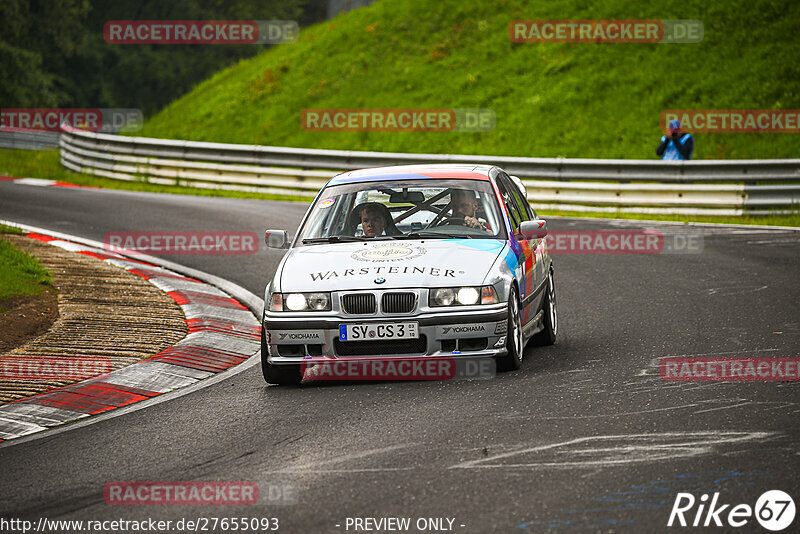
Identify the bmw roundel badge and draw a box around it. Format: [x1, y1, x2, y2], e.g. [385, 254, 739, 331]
[374, 277, 386, 284]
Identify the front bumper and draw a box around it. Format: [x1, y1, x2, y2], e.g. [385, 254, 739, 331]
[264, 305, 509, 364]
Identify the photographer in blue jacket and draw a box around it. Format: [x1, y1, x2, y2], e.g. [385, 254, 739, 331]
[657, 119, 694, 160]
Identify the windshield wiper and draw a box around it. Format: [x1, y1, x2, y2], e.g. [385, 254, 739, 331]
[302, 235, 399, 244]
[394, 231, 473, 240]
[302, 236, 369, 244]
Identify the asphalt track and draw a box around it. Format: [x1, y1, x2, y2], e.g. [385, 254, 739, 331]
[1, 182, 799, 533]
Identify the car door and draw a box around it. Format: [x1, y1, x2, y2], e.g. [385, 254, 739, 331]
[527, 205, 548, 294]
[495, 172, 538, 328]
[507, 176, 548, 300]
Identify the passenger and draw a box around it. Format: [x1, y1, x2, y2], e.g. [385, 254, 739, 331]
[349, 202, 401, 236]
[450, 190, 488, 231]
[359, 204, 387, 237]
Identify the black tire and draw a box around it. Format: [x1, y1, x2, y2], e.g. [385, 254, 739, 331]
[531, 269, 557, 346]
[261, 327, 303, 385]
[496, 285, 524, 372]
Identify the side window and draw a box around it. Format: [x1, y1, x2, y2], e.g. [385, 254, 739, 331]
[494, 175, 521, 229]
[516, 178, 535, 220]
[499, 173, 531, 223]
[520, 190, 535, 220]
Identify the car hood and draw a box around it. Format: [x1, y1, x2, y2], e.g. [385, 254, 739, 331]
[280, 239, 506, 291]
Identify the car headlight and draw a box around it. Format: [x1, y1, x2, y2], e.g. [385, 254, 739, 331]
[270, 292, 331, 311]
[431, 288, 456, 306]
[429, 286, 498, 307]
[457, 287, 480, 305]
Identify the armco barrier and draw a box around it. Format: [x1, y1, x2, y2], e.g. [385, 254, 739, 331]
[58, 128, 800, 215]
[0, 131, 60, 150]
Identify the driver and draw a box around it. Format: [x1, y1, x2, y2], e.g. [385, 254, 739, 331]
[451, 189, 488, 231]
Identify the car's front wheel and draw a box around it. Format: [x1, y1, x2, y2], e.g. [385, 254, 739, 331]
[261, 327, 303, 385]
[531, 269, 557, 346]
[496, 285, 523, 371]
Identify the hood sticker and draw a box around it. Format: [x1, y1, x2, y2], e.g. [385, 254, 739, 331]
[350, 244, 427, 263]
[310, 265, 463, 281]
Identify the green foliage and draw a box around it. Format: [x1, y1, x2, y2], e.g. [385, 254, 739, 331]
[0, 224, 24, 235]
[0, 237, 52, 302]
[0, 0, 320, 116]
[0, 0, 91, 106]
[141, 0, 800, 159]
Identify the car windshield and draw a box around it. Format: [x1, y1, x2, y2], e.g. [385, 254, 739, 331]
[296, 179, 506, 244]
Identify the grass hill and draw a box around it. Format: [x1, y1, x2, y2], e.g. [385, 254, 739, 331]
[139, 0, 799, 159]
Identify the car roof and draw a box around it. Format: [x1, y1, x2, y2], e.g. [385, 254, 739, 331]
[328, 164, 494, 186]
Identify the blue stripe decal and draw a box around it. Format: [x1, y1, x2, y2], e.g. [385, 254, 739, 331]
[443, 239, 506, 254]
[329, 173, 441, 185]
[508, 239, 525, 294]
[503, 246, 519, 272]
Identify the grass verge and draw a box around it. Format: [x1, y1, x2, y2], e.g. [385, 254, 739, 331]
[139, 0, 800, 160]
[0, 227, 53, 308]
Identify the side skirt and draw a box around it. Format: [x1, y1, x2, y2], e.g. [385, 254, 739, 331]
[522, 309, 544, 340]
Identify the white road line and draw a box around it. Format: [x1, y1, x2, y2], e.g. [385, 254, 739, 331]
[448, 431, 776, 470]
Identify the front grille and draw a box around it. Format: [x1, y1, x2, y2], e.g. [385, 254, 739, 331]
[342, 293, 376, 314]
[335, 335, 427, 356]
[381, 292, 416, 313]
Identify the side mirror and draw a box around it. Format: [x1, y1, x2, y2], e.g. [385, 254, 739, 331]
[519, 219, 547, 240]
[265, 229, 289, 249]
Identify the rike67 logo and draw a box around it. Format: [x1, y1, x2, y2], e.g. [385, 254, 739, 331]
[668, 490, 795, 531]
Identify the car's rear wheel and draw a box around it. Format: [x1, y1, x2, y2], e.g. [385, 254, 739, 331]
[261, 327, 303, 385]
[496, 285, 523, 371]
[532, 269, 557, 346]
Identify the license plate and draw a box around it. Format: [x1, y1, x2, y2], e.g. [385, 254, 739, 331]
[339, 322, 419, 341]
